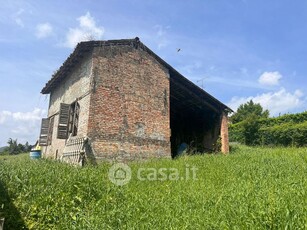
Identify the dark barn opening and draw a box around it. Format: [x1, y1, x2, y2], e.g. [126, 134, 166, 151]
[169, 71, 222, 157]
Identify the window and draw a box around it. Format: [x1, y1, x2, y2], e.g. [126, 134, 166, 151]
[69, 102, 80, 137]
[57, 102, 80, 139]
[39, 102, 80, 143]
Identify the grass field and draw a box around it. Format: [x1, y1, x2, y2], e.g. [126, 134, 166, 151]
[0, 145, 306, 229]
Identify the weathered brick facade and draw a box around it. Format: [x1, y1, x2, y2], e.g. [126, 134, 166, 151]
[88, 45, 171, 161]
[43, 53, 92, 158]
[40, 38, 231, 162]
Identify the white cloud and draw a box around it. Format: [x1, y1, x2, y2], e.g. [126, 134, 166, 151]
[0, 108, 46, 146]
[154, 25, 170, 49]
[0, 111, 11, 124]
[12, 108, 46, 121]
[180, 61, 203, 75]
[36, 23, 53, 39]
[64, 12, 104, 48]
[228, 88, 305, 116]
[15, 18, 24, 27]
[258, 71, 282, 86]
[12, 8, 25, 27]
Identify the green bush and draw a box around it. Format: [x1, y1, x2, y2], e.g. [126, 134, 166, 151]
[260, 122, 307, 147]
[229, 122, 245, 143]
[242, 115, 261, 145]
[259, 111, 307, 127]
[229, 111, 307, 147]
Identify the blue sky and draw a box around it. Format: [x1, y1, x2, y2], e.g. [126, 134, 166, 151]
[0, 0, 307, 146]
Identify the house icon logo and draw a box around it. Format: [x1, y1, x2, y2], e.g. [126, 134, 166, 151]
[108, 163, 132, 186]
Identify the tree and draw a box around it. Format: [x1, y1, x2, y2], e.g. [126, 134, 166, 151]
[7, 138, 18, 155]
[231, 100, 269, 124]
[5, 138, 31, 155]
[24, 142, 32, 152]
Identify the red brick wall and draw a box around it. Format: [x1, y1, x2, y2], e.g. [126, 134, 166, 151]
[221, 112, 229, 153]
[87, 45, 171, 161]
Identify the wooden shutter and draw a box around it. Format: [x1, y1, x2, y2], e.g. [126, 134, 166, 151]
[57, 103, 70, 139]
[39, 118, 50, 146]
[72, 102, 80, 136]
[47, 116, 54, 145]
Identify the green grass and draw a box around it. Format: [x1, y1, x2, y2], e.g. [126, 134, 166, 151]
[0, 145, 307, 229]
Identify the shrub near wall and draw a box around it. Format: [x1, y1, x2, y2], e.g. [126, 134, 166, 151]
[229, 122, 245, 143]
[229, 111, 307, 147]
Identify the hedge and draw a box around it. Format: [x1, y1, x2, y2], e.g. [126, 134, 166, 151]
[229, 111, 307, 147]
[259, 122, 307, 147]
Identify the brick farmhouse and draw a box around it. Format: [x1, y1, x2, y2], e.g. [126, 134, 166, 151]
[39, 38, 232, 163]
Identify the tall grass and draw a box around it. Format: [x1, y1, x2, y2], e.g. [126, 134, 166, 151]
[0, 145, 306, 229]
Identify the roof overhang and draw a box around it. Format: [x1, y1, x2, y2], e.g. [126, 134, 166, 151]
[41, 37, 232, 113]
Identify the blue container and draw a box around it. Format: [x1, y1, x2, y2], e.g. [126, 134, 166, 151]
[30, 150, 41, 159]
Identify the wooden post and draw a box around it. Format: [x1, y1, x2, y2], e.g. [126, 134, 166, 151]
[0, 217, 4, 230]
[221, 112, 229, 154]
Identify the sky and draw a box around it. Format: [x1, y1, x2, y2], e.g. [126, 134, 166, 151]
[0, 0, 307, 146]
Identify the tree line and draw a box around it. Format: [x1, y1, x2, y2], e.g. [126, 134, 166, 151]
[229, 100, 307, 147]
[0, 138, 33, 155]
